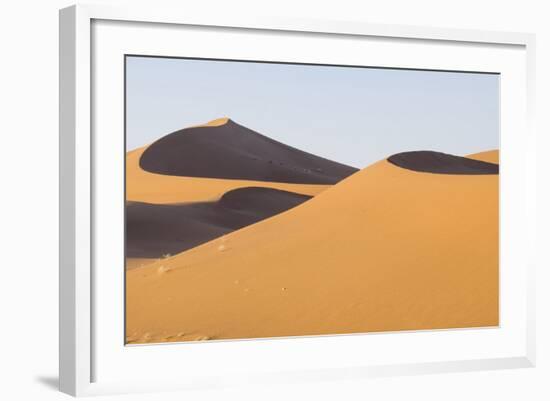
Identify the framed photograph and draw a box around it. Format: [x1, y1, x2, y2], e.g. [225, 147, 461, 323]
[59, 4, 536, 396]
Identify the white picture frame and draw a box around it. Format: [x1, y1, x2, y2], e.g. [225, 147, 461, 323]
[59, 4, 536, 397]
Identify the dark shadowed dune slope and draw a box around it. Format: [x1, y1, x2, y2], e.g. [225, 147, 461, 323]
[387, 151, 499, 175]
[139, 119, 358, 184]
[126, 187, 312, 259]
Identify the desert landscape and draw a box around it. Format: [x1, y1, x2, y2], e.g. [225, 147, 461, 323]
[125, 117, 499, 344]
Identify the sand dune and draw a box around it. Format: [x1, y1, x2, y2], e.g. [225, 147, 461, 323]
[126, 187, 311, 262]
[126, 153, 499, 344]
[388, 151, 499, 174]
[467, 149, 499, 164]
[139, 118, 358, 184]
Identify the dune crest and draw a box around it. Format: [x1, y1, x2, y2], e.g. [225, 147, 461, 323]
[193, 117, 230, 128]
[126, 158, 499, 343]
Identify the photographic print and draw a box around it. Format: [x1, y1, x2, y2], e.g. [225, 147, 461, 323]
[125, 56, 499, 344]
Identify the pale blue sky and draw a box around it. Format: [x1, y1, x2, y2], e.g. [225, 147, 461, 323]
[126, 56, 499, 168]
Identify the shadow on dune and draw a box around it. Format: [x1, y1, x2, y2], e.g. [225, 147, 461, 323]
[388, 151, 499, 174]
[126, 187, 312, 259]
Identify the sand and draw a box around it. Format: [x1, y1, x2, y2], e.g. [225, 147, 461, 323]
[192, 117, 230, 127]
[126, 258, 157, 270]
[467, 150, 500, 164]
[126, 155, 499, 344]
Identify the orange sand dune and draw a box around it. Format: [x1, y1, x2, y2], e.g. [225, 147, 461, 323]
[126, 156, 499, 343]
[467, 149, 499, 163]
[126, 146, 329, 204]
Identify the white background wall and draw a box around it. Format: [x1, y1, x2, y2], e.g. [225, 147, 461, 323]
[0, 0, 547, 399]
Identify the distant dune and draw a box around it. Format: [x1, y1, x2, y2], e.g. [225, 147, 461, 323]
[388, 151, 499, 174]
[139, 118, 358, 184]
[126, 152, 499, 344]
[126, 187, 311, 261]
